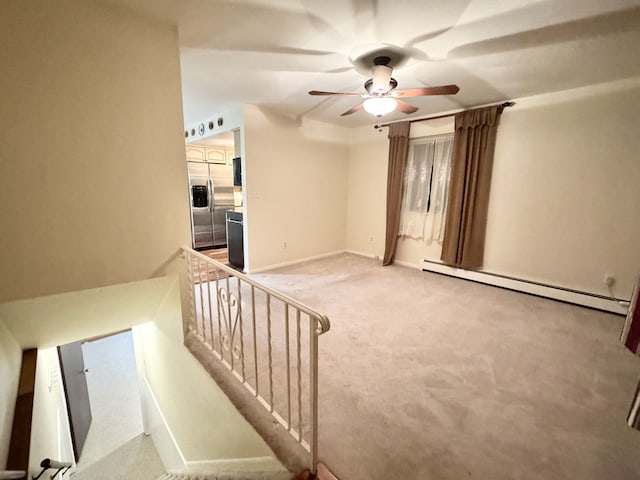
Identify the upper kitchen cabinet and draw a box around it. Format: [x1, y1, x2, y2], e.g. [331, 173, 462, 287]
[185, 144, 231, 164]
[186, 145, 206, 162]
[185, 129, 238, 166]
[205, 147, 227, 164]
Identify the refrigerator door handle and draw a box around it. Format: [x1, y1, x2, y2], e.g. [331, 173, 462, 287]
[208, 178, 214, 212]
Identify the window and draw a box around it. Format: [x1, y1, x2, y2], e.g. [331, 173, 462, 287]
[399, 134, 454, 243]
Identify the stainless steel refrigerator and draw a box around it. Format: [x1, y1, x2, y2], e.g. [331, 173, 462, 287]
[187, 161, 234, 249]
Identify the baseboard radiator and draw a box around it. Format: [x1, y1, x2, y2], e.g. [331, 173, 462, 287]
[421, 259, 628, 314]
[179, 247, 331, 476]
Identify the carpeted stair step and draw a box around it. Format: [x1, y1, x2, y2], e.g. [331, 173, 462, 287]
[184, 332, 310, 474]
[155, 471, 294, 480]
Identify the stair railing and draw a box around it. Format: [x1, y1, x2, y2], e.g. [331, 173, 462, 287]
[180, 247, 330, 474]
[32, 459, 72, 479]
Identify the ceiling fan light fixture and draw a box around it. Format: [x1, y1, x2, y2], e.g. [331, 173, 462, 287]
[363, 97, 397, 117]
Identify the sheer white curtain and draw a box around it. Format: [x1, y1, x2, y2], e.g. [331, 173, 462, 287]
[399, 134, 454, 243]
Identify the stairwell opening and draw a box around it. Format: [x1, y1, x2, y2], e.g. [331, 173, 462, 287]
[64, 330, 163, 480]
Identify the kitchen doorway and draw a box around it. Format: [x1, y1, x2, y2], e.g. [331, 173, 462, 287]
[185, 127, 243, 267]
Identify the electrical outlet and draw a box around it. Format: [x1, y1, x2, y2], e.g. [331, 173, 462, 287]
[369, 235, 374, 243]
[604, 273, 615, 287]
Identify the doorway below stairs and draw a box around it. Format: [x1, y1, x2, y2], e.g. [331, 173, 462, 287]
[63, 330, 165, 479]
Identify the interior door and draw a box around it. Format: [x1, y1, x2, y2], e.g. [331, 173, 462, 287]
[58, 342, 92, 462]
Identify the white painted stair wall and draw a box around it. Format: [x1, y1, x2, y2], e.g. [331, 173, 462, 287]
[132, 276, 288, 478]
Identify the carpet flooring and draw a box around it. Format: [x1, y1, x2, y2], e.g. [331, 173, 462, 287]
[71, 434, 165, 480]
[243, 253, 640, 480]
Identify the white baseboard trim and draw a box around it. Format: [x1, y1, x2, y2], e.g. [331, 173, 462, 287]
[421, 260, 628, 315]
[393, 259, 420, 269]
[143, 378, 287, 477]
[249, 250, 346, 273]
[343, 250, 418, 270]
[141, 377, 188, 473]
[247, 249, 626, 314]
[185, 456, 286, 474]
[344, 249, 380, 260]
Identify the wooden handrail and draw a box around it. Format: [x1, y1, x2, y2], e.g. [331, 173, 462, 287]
[6, 349, 38, 475]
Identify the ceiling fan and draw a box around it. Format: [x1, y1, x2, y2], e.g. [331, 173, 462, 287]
[308, 56, 459, 118]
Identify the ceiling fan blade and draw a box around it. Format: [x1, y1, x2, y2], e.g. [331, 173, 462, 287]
[395, 99, 419, 114]
[340, 103, 364, 116]
[308, 90, 362, 96]
[393, 84, 460, 97]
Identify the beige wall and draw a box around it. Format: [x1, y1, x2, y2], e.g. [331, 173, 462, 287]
[131, 278, 279, 464]
[0, 0, 190, 303]
[345, 127, 387, 259]
[485, 78, 640, 298]
[346, 78, 640, 297]
[0, 320, 21, 469]
[243, 106, 350, 271]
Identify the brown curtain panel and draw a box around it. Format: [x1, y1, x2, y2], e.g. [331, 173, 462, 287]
[382, 121, 411, 266]
[441, 106, 502, 269]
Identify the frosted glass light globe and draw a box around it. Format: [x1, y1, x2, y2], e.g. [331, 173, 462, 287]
[363, 97, 397, 116]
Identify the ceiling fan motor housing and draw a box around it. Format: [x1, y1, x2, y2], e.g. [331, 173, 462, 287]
[369, 63, 394, 95]
[365, 76, 397, 95]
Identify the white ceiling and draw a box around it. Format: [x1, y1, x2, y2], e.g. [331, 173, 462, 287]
[104, 0, 640, 127]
